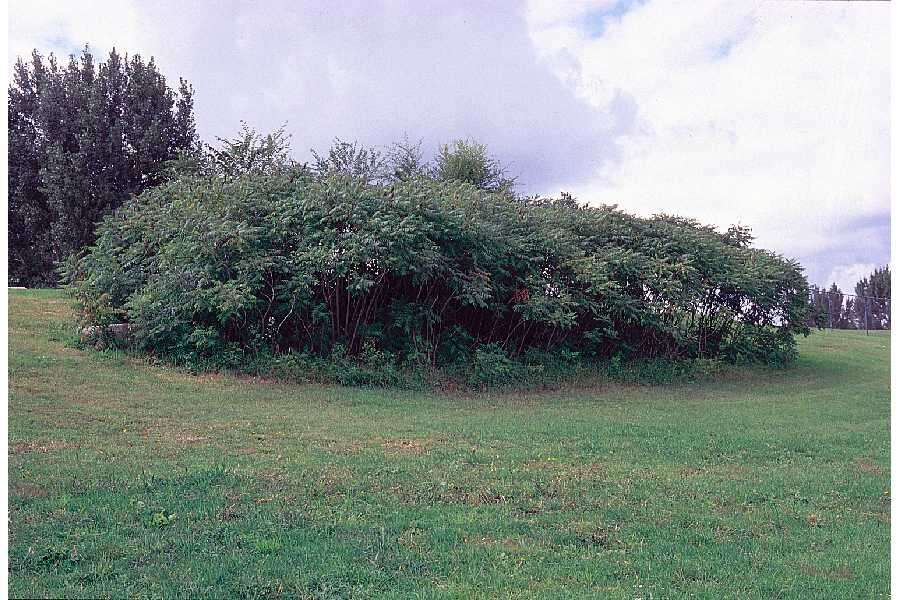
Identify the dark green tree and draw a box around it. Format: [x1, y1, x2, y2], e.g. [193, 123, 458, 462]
[841, 297, 857, 330]
[825, 284, 852, 329]
[807, 285, 829, 329]
[8, 52, 53, 285]
[854, 266, 891, 330]
[8, 46, 198, 285]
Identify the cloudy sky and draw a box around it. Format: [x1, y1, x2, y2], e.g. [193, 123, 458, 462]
[8, 0, 891, 291]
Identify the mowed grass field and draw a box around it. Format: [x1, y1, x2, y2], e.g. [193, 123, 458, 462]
[8, 289, 890, 599]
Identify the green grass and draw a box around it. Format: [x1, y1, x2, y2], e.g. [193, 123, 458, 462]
[8, 289, 890, 598]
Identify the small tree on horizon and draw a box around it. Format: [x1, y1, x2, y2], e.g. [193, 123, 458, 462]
[433, 139, 515, 193]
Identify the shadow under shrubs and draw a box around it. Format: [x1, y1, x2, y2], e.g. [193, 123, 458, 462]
[70, 328, 743, 391]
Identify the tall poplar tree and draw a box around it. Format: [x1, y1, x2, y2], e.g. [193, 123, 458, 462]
[8, 46, 198, 285]
[854, 266, 891, 330]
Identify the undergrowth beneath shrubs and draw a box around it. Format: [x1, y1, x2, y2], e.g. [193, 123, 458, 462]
[72, 327, 731, 391]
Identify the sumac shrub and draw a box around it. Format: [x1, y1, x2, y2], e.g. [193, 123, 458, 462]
[62, 138, 810, 386]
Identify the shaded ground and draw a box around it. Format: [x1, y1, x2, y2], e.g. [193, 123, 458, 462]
[8, 289, 890, 598]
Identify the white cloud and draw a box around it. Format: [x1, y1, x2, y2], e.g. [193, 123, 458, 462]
[8, 0, 889, 287]
[825, 263, 877, 296]
[525, 0, 890, 274]
[8, 0, 143, 64]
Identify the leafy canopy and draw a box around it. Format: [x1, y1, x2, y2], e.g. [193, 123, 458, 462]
[8, 46, 198, 286]
[63, 129, 811, 379]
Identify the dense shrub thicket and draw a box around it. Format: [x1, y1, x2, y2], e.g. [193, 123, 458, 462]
[63, 134, 810, 384]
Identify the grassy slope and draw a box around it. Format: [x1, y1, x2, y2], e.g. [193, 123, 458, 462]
[8, 289, 890, 599]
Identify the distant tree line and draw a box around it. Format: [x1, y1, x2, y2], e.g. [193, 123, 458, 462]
[8, 47, 198, 286]
[807, 266, 891, 330]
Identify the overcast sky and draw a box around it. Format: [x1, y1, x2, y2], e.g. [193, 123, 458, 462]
[8, 0, 891, 292]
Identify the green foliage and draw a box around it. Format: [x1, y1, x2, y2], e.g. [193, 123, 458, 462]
[62, 131, 810, 384]
[387, 135, 428, 182]
[434, 138, 515, 192]
[606, 355, 723, 385]
[149, 511, 178, 528]
[257, 345, 407, 388]
[46, 320, 80, 347]
[469, 343, 528, 388]
[204, 121, 293, 179]
[807, 265, 890, 331]
[311, 138, 388, 185]
[8, 46, 198, 286]
[855, 265, 891, 330]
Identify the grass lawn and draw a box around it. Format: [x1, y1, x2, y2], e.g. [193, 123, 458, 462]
[8, 289, 890, 598]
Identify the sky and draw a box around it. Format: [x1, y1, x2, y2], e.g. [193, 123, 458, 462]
[8, 0, 891, 292]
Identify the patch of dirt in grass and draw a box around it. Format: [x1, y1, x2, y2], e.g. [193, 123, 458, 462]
[220, 505, 242, 521]
[318, 466, 354, 496]
[434, 485, 508, 506]
[398, 527, 428, 551]
[220, 489, 244, 522]
[679, 467, 704, 477]
[10, 483, 49, 498]
[150, 370, 225, 386]
[855, 458, 883, 476]
[800, 565, 854, 580]
[381, 437, 444, 455]
[525, 459, 560, 471]
[142, 425, 210, 446]
[323, 439, 364, 455]
[9, 440, 79, 455]
[712, 524, 760, 542]
[174, 433, 209, 445]
[863, 510, 890, 524]
[257, 469, 288, 493]
[385, 480, 510, 507]
[712, 496, 756, 515]
[566, 520, 624, 549]
[571, 463, 606, 479]
[718, 465, 751, 479]
[58, 385, 123, 408]
[467, 488, 509, 506]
